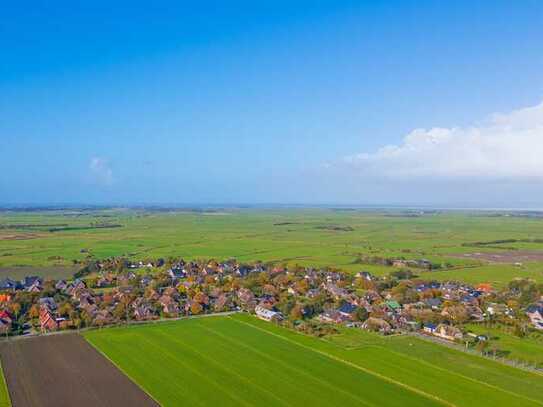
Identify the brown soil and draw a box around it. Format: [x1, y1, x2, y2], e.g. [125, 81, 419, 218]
[0, 334, 158, 407]
[0, 234, 39, 241]
[452, 250, 543, 263]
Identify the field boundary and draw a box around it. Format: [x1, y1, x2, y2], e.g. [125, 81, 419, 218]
[408, 332, 543, 376]
[84, 335, 163, 407]
[0, 311, 240, 343]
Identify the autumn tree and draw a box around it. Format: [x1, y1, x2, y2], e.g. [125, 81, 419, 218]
[190, 302, 203, 315]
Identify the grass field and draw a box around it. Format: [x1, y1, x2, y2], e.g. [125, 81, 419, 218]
[464, 323, 543, 367]
[0, 361, 10, 407]
[84, 314, 543, 406]
[2, 208, 543, 286]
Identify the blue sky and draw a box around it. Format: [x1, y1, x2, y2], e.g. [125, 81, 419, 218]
[2, 1, 543, 206]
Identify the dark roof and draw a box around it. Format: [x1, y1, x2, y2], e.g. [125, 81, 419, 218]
[527, 305, 543, 314]
[0, 278, 20, 290]
[169, 268, 186, 278]
[338, 303, 357, 314]
[21, 276, 42, 287]
[425, 298, 442, 307]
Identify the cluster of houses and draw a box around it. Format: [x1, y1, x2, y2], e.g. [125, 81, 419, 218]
[0, 258, 541, 342]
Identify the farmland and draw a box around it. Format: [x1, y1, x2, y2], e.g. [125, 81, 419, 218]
[0, 334, 158, 407]
[0, 362, 9, 407]
[84, 314, 543, 407]
[464, 323, 543, 367]
[2, 208, 543, 286]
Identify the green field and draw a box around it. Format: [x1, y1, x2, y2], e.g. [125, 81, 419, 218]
[465, 323, 543, 367]
[84, 314, 543, 406]
[2, 209, 543, 286]
[0, 361, 10, 407]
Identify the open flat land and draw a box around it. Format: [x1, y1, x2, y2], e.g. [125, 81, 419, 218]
[0, 334, 158, 407]
[2, 208, 543, 286]
[464, 324, 543, 367]
[84, 314, 543, 407]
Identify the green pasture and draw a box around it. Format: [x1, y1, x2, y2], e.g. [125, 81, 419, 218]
[464, 323, 543, 367]
[0, 361, 10, 407]
[85, 315, 439, 407]
[84, 314, 543, 407]
[2, 209, 543, 286]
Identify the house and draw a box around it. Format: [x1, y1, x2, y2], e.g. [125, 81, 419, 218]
[0, 311, 12, 335]
[0, 278, 20, 291]
[0, 310, 12, 324]
[236, 265, 253, 277]
[39, 305, 58, 332]
[133, 304, 153, 320]
[338, 303, 358, 318]
[159, 295, 180, 315]
[466, 305, 484, 321]
[486, 303, 511, 317]
[323, 283, 348, 299]
[94, 309, 114, 326]
[26, 280, 42, 292]
[255, 305, 283, 322]
[476, 283, 493, 294]
[0, 318, 11, 335]
[237, 288, 255, 305]
[65, 279, 86, 297]
[168, 267, 186, 279]
[526, 304, 543, 330]
[0, 294, 11, 303]
[434, 324, 463, 341]
[319, 310, 348, 324]
[355, 271, 374, 281]
[423, 323, 437, 334]
[55, 280, 68, 291]
[362, 317, 392, 334]
[21, 276, 42, 289]
[38, 297, 57, 310]
[385, 300, 401, 312]
[425, 298, 442, 310]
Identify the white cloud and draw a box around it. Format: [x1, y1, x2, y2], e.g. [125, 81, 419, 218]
[344, 101, 543, 179]
[89, 157, 114, 186]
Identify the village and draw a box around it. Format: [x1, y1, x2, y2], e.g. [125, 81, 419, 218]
[0, 257, 542, 352]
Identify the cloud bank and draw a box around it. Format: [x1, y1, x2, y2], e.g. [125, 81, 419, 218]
[344, 101, 543, 179]
[89, 157, 114, 186]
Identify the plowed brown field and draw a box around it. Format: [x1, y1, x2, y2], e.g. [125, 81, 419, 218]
[0, 334, 158, 407]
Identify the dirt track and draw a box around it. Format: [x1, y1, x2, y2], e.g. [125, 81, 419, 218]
[0, 334, 158, 407]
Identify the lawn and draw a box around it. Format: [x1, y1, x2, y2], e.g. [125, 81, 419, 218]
[2, 208, 543, 286]
[84, 314, 543, 407]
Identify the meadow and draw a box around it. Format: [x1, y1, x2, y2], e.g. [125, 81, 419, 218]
[464, 323, 543, 367]
[0, 361, 10, 407]
[84, 314, 543, 407]
[1, 208, 543, 286]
